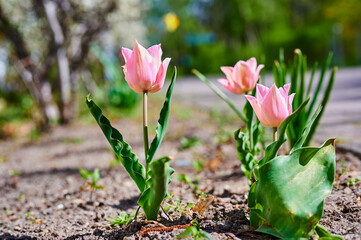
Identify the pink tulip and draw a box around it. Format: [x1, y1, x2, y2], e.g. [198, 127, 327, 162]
[245, 84, 295, 128]
[121, 41, 171, 94]
[218, 57, 264, 94]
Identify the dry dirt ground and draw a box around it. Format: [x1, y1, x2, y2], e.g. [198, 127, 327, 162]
[0, 101, 360, 240]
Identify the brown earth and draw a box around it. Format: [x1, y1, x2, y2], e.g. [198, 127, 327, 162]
[0, 102, 360, 240]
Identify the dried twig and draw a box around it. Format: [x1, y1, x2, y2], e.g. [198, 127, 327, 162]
[139, 222, 193, 239]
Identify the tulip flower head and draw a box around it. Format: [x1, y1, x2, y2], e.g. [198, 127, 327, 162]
[245, 84, 295, 128]
[122, 41, 171, 94]
[218, 57, 264, 95]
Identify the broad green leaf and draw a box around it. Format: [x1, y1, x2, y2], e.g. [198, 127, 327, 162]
[86, 96, 146, 192]
[138, 156, 173, 220]
[147, 67, 177, 165]
[192, 69, 246, 121]
[248, 138, 336, 239]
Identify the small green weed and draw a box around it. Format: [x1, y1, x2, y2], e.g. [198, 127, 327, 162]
[79, 168, 104, 201]
[347, 178, 360, 186]
[177, 220, 212, 240]
[108, 211, 137, 226]
[178, 136, 201, 151]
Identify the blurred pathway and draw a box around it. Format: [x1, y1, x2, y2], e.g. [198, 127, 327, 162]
[172, 67, 361, 156]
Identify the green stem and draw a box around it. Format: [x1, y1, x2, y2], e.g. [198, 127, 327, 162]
[273, 127, 278, 142]
[192, 69, 246, 122]
[246, 91, 253, 152]
[143, 91, 149, 179]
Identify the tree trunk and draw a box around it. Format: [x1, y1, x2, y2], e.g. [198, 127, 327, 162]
[43, 0, 72, 124]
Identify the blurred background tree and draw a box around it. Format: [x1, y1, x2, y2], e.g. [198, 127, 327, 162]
[0, 0, 147, 131]
[0, 0, 360, 136]
[146, 0, 361, 74]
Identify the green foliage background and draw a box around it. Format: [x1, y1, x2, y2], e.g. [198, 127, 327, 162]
[146, 0, 361, 74]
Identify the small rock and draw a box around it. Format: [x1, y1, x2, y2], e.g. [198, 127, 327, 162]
[57, 204, 64, 209]
[14, 226, 21, 231]
[344, 187, 352, 195]
[93, 228, 103, 236]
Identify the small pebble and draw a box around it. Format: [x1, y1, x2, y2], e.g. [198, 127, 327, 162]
[344, 187, 352, 195]
[57, 204, 64, 209]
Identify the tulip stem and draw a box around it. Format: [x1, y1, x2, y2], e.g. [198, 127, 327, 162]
[143, 91, 149, 180]
[273, 127, 278, 142]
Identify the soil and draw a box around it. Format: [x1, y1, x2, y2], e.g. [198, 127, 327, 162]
[0, 103, 360, 240]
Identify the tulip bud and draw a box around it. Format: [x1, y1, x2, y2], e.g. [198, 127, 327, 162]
[245, 84, 295, 127]
[121, 41, 171, 94]
[218, 57, 264, 94]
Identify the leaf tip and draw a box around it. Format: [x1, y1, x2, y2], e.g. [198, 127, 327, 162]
[331, 138, 336, 147]
[86, 93, 92, 102]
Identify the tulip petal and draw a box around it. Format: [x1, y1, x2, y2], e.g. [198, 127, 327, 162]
[218, 78, 242, 94]
[245, 95, 265, 125]
[220, 66, 235, 87]
[132, 41, 156, 90]
[256, 84, 269, 102]
[121, 47, 132, 63]
[279, 83, 291, 98]
[288, 93, 295, 115]
[247, 57, 257, 71]
[149, 57, 171, 93]
[238, 61, 256, 91]
[263, 85, 289, 127]
[147, 44, 162, 68]
[256, 64, 264, 75]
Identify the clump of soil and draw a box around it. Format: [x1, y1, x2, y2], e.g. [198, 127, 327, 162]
[0, 108, 360, 239]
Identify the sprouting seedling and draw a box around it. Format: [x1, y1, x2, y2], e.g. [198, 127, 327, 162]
[177, 220, 212, 240]
[192, 157, 204, 172]
[86, 41, 177, 221]
[347, 178, 360, 187]
[178, 136, 201, 151]
[79, 168, 104, 202]
[175, 173, 200, 194]
[108, 211, 137, 226]
[163, 194, 195, 218]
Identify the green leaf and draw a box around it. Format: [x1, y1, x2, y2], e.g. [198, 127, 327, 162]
[192, 69, 246, 121]
[92, 168, 100, 186]
[138, 156, 173, 220]
[79, 168, 91, 180]
[86, 96, 146, 192]
[147, 67, 177, 165]
[108, 211, 135, 226]
[177, 226, 198, 239]
[234, 129, 259, 183]
[315, 224, 344, 240]
[307, 52, 333, 119]
[291, 106, 322, 152]
[248, 139, 336, 239]
[304, 67, 337, 146]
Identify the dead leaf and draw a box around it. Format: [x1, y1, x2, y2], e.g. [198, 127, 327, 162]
[191, 195, 215, 215]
